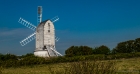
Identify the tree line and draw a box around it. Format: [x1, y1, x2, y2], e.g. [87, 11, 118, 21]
[113, 38, 140, 53]
[65, 45, 110, 57]
[65, 38, 140, 56]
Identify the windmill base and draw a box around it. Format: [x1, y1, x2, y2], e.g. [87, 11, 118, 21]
[34, 50, 50, 57]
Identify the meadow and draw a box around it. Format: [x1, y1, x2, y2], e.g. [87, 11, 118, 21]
[1, 57, 140, 74]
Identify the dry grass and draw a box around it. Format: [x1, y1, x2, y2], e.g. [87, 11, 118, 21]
[115, 57, 140, 74]
[2, 64, 64, 74]
[1, 57, 140, 74]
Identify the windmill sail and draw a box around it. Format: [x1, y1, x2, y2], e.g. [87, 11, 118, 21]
[18, 17, 36, 31]
[20, 33, 36, 46]
[51, 16, 59, 23]
[55, 36, 60, 42]
[20, 32, 59, 46]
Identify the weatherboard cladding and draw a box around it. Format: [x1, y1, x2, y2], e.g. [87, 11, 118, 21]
[35, 20, 56, 57]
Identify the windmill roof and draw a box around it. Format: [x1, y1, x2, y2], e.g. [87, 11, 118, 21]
[37, 19, 50, 28]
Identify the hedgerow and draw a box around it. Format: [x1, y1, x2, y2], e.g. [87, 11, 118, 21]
[0, 52, 140, 68]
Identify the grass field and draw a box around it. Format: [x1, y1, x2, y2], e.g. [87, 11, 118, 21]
[1, 57, 140, 74]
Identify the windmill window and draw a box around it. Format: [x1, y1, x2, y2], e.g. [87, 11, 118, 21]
[48, 23, 50, 27]
[48, 23, 50, 29]
[48, 30, 50, 32]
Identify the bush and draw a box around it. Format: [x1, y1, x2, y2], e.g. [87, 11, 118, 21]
[19, 55, 46, 66]
[65, 46, 93, 57]
[0, 54, 17, 61]
[93, 45, 110, 54]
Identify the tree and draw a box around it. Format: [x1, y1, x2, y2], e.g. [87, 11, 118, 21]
[94, 45, 110, 54]
[65, 46, 76, 57]
[115, 42, 127, 53]
[111, 48, 117, 54]
[115, 40, 135, 53]
[134, 38, 140, 52]
[0, 54, 17, 61]
[78, 46, 93, 55]
[65, 46, 93, 57]
[125, 40, 135, 53]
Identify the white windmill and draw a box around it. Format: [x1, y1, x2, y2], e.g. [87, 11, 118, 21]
[18, 6, 62, 57]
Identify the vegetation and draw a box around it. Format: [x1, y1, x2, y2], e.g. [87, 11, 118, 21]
[114, 38, 140, 53]
[65, 45, 110, 57]
[48, 60, 116, 74]
[1, 57, 140, 74]
[93, 45, 110, 54]
[1, 37, 140, 73]
[65, 46, 93, 57]
[65, 38, 140, 55]
[0, 52, 140, 69]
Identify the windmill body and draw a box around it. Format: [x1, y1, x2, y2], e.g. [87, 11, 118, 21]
[34, 20, 56, 57]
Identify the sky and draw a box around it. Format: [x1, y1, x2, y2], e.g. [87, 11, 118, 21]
[0, 0, 140, 55]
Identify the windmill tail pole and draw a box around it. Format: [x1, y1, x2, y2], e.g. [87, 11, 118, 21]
[50, 48, 62, 56]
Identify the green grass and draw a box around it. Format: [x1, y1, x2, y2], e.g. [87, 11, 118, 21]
[1, 57, 140, 74]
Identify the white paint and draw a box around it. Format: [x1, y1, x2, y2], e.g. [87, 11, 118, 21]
[34, 20, 61, 57]
[34, 51, 49, 57]
[44, 21, 55, 46]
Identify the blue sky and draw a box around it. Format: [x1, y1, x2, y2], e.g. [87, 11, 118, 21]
[0, 0, 140, 55]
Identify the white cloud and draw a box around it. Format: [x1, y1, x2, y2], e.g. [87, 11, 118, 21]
[0, 28, 34, 43]
[0, 28, 34, 37]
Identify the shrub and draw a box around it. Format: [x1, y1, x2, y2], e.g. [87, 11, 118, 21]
[19, 55, 46, 66]
[65, 46, 93, 57]
[0, 54, 17, 61]
[93, 45, 110, 54]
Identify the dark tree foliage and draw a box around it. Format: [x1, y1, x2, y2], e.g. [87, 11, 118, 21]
[93, 45, 110, 54]
[134, 38, 140, 52]
[126, 40, 135, 52]
[111, 48, 117, 54]
[65, 46, 93, 57]
[20, 53, 34, 58]
[115, 42, 128, 53]
[65, 46, 76, 57]
[0, 54, 17, 61]
[78, 46, 93, 55]
[115, 38, 140, 53]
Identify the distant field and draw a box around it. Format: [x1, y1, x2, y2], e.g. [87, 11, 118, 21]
[2, 57, 140, 74]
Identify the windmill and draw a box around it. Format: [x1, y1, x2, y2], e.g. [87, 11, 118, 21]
[18, 6, 62, 57]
